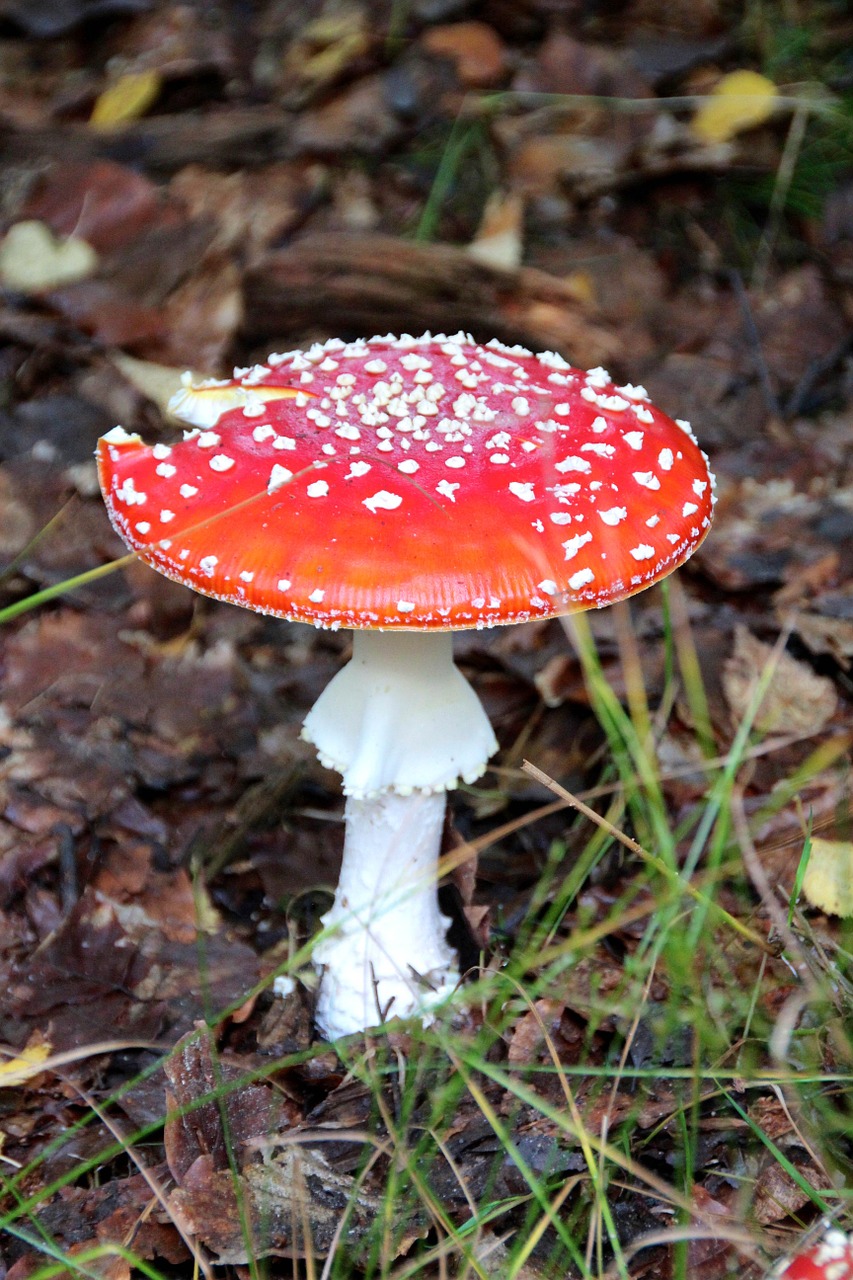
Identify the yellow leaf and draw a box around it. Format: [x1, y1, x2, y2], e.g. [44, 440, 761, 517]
[0, 221, 98, 292]
[691, 70, 778, 144]
[283, 11, 370, 90]
[802, 838, 853, 918]
[168, 380, 307, 428]
[112, 354, 203, 418]
[90, 69, 162, 131]
[0, 1033, 52, 1088]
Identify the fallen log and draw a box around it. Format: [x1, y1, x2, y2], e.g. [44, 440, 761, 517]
[244, 232, 623, 369]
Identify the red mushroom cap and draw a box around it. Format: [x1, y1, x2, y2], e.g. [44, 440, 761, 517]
[776, 1231, 853, 1280]
[97, 333, 715, 630]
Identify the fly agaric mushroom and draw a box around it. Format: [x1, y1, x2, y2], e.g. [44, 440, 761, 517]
[775, 1230, 853, 1280]
[97, 333, 714, 1039]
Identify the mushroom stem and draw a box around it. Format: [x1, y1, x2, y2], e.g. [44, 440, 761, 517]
[302, 630, 498, 1038]
[302, 630, 498, 796]
[312, 790, 456, 1037]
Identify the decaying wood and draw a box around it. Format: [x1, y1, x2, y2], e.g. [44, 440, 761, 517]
[244, 232, 624, 368]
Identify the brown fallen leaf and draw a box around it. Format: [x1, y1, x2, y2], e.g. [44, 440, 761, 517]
[170, 162, 323, 259]
[20, 160, 163, 254]
[420, 21, 508, 90]
[1, 1168, 187, 1279]
[164, 1028, 384, 1263]
[722, 626, 838, 737]
[752, 1154, 827, 1224]
[507, 998, 567, 1067]
[290, 75, 402, 154]
[44, 279, 166, 348]
[791, 608, 853, 671]
[158, 252, 243, 370]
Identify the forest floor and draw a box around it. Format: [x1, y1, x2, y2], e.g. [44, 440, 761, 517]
[1, 1, 853, 1278]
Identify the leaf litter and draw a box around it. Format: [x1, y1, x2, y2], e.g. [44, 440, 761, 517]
[0, 1, 852, 1277]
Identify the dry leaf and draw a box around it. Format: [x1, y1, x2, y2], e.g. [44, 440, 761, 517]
[160, 253, 243, 370]
[0, 1030, 52, 1087]
[792, 611, 853, 670]
[90, 69, 162, 130]
[722, 626, 837, 737]
[21, 159, 162, 254]
[112, 353, 201, 416]
[421, 21, 507, 89]
[467, 190, 525, 271]
[801, 838, 853, 917]
[282, 9, 370, 94]
[691, 69, 777, 143]
[752, 1155, 826, 1224]
[0, 220, 98, 292]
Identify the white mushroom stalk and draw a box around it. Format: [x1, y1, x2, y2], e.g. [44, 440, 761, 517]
[302, 631, 497, 1038]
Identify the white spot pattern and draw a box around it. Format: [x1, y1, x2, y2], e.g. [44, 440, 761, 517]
[555, 456, 591, 473]
[102, 332, 713, 629]
[562, 531, 593, 560]
[268, 465, 293, 493]
[599, 507, 627, 526]
[363, 490, 403, 512]
[509, 482, 535, 502]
